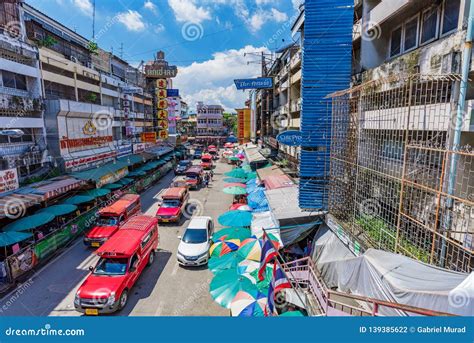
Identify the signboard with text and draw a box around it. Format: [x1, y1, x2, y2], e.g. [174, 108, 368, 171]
[141, 132, 157, 143]
[145, 51, 178, 79]
[234, 77, 273, 90]
[0, 168, 19, 194]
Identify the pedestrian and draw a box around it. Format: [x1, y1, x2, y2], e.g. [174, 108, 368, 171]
[210, 169, 214, 180]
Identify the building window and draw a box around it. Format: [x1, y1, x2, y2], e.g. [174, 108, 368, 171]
[420, 7, 439, 44]
[390, 26, 402, 57]
[441, 0, 460, 35]
[404, 15, 419, 52]
[1, 71, 27, 91]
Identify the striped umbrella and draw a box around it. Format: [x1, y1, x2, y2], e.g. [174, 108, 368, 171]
[208, 252, 244, 274]
[209, 269, 257, 309]
[210, 239, 240, 258]
[213, 227, 251, 242]
[237, 238, 262, 261]
[230, 290, 267, 317]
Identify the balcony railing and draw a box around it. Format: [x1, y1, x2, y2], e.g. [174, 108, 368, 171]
[0, 93, 43, 116]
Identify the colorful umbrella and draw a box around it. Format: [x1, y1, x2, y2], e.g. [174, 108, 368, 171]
[218, 210, 252, 227]
[229, 156, 240, 162]
[230, 290, 267, 317]
[208, 252, 244, 274]
[224, 183, 247, 188]
[241, 165, 252, 172]
[225, 169, 247, 179]
[222, 186, 247, 195]
[209, 239, 240, 258]
[280, 310, 305, 317]
[209, 269, 257, 309]
[212, 227, 251, 242]
[223, 177, 246, 183]
[237, 238, 262, 261]
[235, 153, 245, 159]
[245, 171, 257, 180]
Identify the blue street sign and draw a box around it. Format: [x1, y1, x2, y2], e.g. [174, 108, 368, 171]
[167, 89, 180, 97]
[277, 130, 302, 146]
[234, 77, 273, 90]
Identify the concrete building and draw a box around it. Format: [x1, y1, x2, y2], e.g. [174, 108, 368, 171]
[21, 3, 154, 173]
[196, 102, 226, 145]
[0, 0, 49, 182]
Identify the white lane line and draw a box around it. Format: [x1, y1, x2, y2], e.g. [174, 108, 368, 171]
[171, 262, 179, 277]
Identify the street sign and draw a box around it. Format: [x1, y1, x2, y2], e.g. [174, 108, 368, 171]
[167, 89, 179, 97]
[276, 130, 302, 146]
[234, 77, 273, 90]
[141, 132, 157, 143]
[121, 86, 143, 95]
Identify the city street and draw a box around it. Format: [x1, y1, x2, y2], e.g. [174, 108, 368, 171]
[0, 159, 232, 316]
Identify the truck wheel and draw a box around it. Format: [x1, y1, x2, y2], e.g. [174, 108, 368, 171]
[118, 290, 128, 310]
[147, 251, 155, 266]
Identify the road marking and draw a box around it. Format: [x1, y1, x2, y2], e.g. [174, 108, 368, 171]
[171, 262, 179, 276]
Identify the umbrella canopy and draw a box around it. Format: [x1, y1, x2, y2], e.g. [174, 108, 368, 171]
[3, 213, 55, 232]
[225, 169, 247, 179]
[223, 177, 246, 183]
[235, 153, 245, 159]
[236, 205, 252, 211]
[208, 252, 244, 274]
[102, 183, 123, 190]
[209, 239, 240, 258]
[127, 171, 147, 177]
[229, 156, 240, 162]
[241, 165, 252, 172]
[230, 290, 267, 317]
[209, 269, 257, 309]
[213, 227, 251, 242]
[237, 238, 262, 261]
[37, 204, 77, 216]
[229, 203, 249, 211]
[82, 188, 111, 198]
[224, 183, 247, 188]
[280, 310, 305, 317]
[117, 178, 133, 186]
[222, 186, 247, 195]
[218, 210, 252, 227]
[245, 171, 257, 180]
[63, 195, 95, 205]
[0, 231, 33, 247]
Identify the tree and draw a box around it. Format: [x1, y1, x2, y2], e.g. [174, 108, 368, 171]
[223, 112, 237, 135]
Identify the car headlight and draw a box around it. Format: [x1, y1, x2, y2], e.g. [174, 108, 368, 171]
[106, 292, 116, 306]
[74, 292, 80, 306]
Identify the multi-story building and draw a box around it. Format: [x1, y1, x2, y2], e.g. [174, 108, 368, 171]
[196, 102, 226, 145]
[0, 0, 49, 181]
[21, 3, 154, 173]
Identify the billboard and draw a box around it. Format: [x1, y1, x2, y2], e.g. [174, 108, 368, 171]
[234, 77, 273, 90]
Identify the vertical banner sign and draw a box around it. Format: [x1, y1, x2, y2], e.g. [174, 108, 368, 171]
[156, 82, 169, 140]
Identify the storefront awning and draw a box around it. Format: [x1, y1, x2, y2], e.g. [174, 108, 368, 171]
[0, 231, 33, 247]
[82, 188, 111, 198]
[118, 154, 145, 166]
[264, 175, 295, 190]
[3, 213, 56, 232]
[0, 192, 45, 219]
[31, 176, 86, 200]
[71, 160, 129, 183]
[63, 195, 95, 205]
[37, 204, 78, 216]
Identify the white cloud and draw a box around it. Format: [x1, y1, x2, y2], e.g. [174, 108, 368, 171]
[292, 0, 304, 9]
[168, 0, 211, 24]
[174, 45, 269, 111]
[116, 10, 146, 32]
[144, 0, 158, 14]
[72, 0, 93, 16]
[249, 8, 288, 32]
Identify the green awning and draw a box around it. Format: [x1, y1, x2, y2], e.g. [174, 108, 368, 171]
[37, 204, 77, 216]
[82, 188, 111, 198]
[0, 231, 33, 247]
[118, 154, 145, 166]
[117, 178, 133, 185]
[3, 213, 56, 232]
[63, 195, 95, 205]
[102, 183, 122, 190]
[142, 161, 160, 171]
[128, 171, 146, 178]
[71, 160, 129, 183]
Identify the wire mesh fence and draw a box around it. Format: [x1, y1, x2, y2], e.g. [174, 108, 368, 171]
[328, 74, 473, 273]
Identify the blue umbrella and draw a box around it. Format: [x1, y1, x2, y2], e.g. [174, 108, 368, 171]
[218, 210, 252, 227]
[247, 189, 267, 209]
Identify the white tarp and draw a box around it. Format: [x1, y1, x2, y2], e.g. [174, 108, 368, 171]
[251, 211, 283, 247]
[313, 226, 472, 316]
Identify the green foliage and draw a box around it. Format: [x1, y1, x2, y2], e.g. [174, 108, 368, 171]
[39, 35, 58, 48]
[223, 112, 237, 134]
[87, 41, 99, 55]
[86, 93, 98, 103]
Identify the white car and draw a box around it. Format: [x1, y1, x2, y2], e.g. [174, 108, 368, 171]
[177, 216, 214, 266]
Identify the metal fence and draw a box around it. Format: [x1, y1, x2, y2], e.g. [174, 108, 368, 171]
[328, 74, 473, 273]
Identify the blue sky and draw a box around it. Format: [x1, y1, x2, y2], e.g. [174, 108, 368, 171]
[27, 0, 303, 111]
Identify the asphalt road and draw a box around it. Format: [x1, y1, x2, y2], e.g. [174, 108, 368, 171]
[0, 158, 233, 316]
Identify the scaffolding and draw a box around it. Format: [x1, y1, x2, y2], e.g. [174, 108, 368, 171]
[328, 74, 473, 273]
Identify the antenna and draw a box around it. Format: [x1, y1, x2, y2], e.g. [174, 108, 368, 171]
[119, 43, 124, 59]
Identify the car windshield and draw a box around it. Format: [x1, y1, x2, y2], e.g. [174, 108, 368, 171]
[162, 199, 181, 208]
[182, 229, 207, 244]
[195, 150, 202, 154]
[97, 216, 118, 226]
[202, 159, 211, 163]
[179, 161, 189, 166]
[187, 174, 198, 179]
[93, 258, 128, 276]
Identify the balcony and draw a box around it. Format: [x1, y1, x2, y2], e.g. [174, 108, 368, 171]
[367, 0, 411, 29]
[0, 93, 43, 116]
[290, 50, 301, 70]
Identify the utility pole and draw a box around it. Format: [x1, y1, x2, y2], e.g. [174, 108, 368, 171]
[92, 0, 96, 41]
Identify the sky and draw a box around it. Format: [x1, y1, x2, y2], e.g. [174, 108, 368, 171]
[27, 0, 304, 112]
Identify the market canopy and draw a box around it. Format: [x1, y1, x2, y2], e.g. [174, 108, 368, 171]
[37, 204, 78, 216]
[218, 210, 252, 227]
[3, 213, 55, 232]
[0, 231, 33, 247]
[63, 195, 95, 205]
[142, 161, 161, 171]
[71, 160, 129, 183]
[117, 178, 133, 186]
[127, 171, 147, 178]
[30, 176, 85, 201]
[101, 183, 122, 190]
[118, 154, 145, 166]
[82, 188, 111, 198]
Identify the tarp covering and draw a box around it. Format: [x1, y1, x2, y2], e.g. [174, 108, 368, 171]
[250, 211, 282, 247]
[257, 165, 285, 181]
[279, 221, 321, 246]
[264, 175, 295, 190]
[312, 226, 472, 316]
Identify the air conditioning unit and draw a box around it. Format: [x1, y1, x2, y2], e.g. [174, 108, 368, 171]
[70, 56, 78, 63]
[32, 31, 43, 41]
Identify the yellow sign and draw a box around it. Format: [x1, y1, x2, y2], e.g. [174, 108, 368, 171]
[156, 89, 167, 98]
[158, 130, 168, 139]
[156, 79, 167, 89]
[157, 109, 168, 119]
[82, 120, 97, 136]
[141, 132, 157, 143]
[158, 99, 168, 109]
[158, 120, 169, 130]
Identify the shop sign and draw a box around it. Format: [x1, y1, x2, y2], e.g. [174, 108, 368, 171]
[234, 77, 273, 90]
[158, 130, 169, 139]
[117, 144, 132, 157]
[0, 168, 19, 194]
[133, 143, 146, 153]
[155, 79, 167, 89]
[141, 132, 157, 143]
[121, 86, 143, 95]
[158, 99, 168, 109]
[277, 130, 302, 146]
[8, 247, 36, 279]
[64, 151, 117, 170]
[158, 109, 168, 119]
[145, 51, 178, 79]
[167, 89, 179, 97]
[97, 167, 128, 188]
[60, 136, 113, 149]
[156, 89, 167, 98]
[158, 120, 169, 130]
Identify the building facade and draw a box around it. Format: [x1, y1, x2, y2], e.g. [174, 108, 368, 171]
[196, 102, 226, 144]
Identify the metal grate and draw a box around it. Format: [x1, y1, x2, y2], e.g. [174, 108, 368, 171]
[328, 74, 473, 273]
